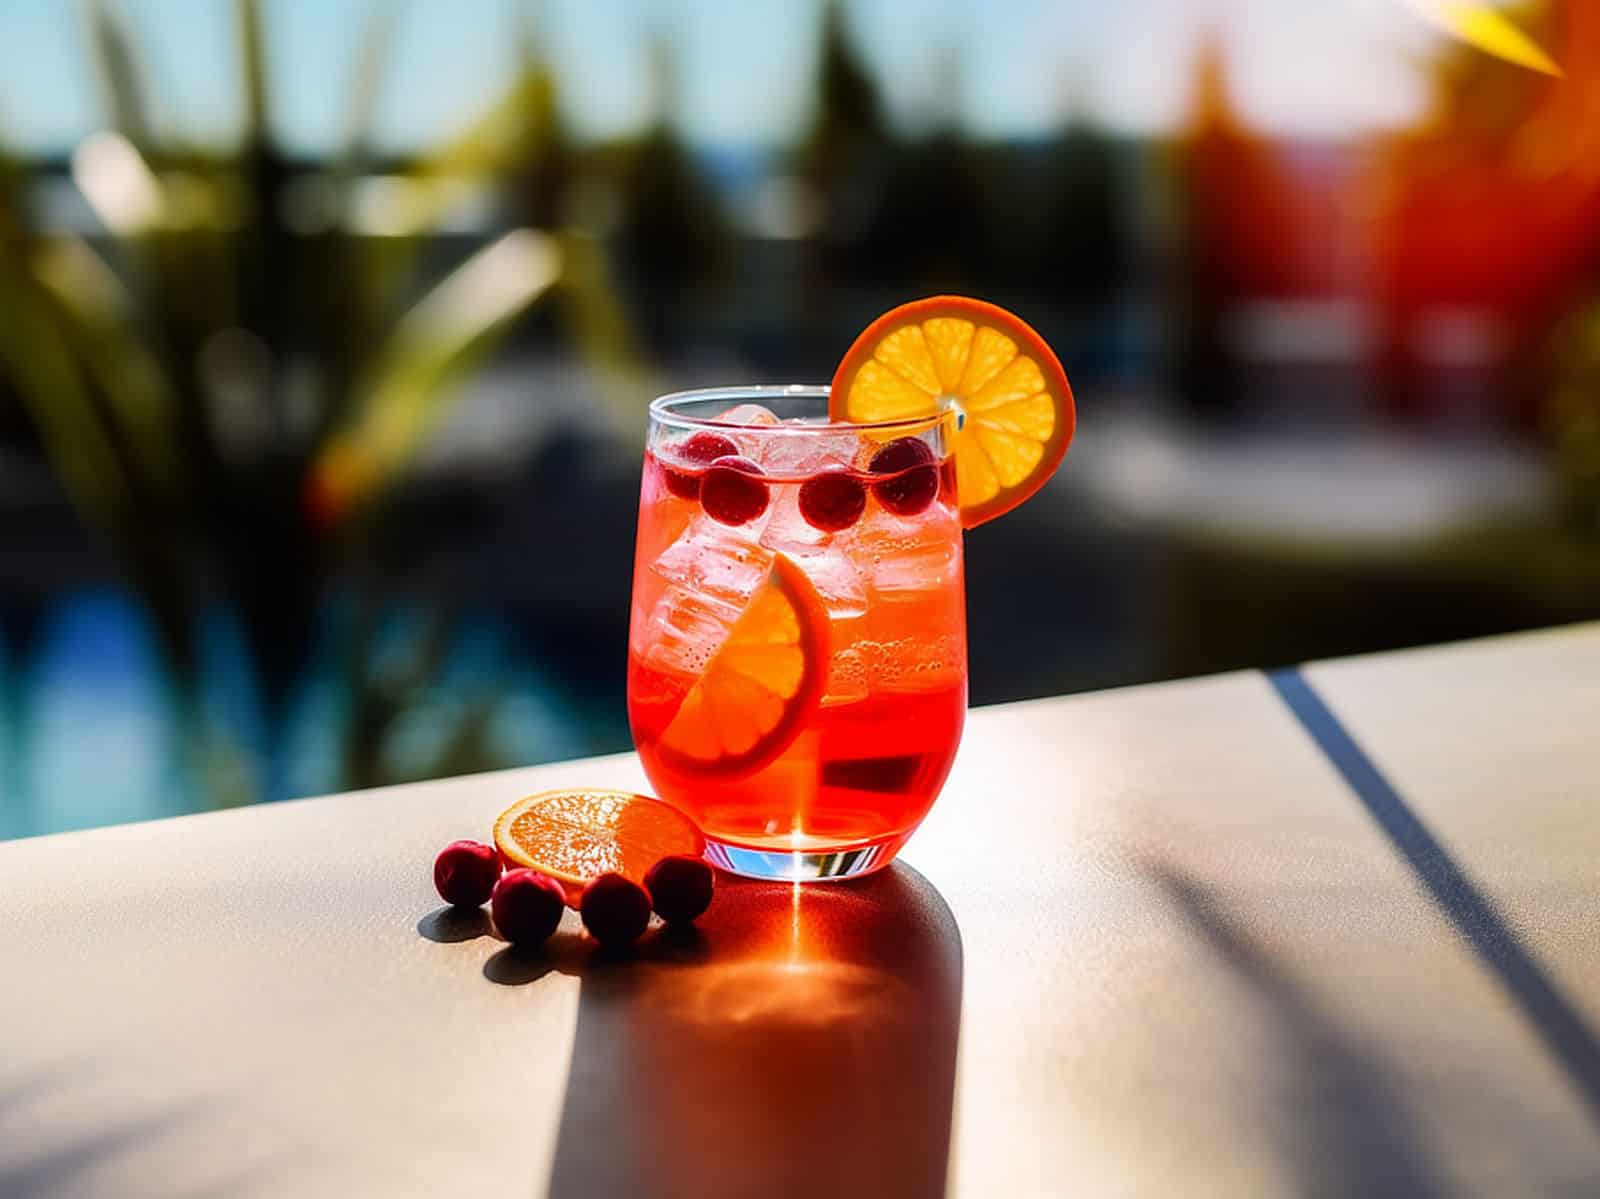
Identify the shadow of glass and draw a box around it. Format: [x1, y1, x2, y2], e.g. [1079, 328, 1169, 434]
[545, 863, 963, 1199]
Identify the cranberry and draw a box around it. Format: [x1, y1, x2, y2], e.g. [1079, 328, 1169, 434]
[580, 872, 653, 947]
[491, 869, 566, 948]
[433, 840, 501, 908]
[662, 432, 739, 500]
[700, 456, 770, 526]
[798, 467, 868, 532]
[869, 437, 939, 517]
[644, 855, 715, 925]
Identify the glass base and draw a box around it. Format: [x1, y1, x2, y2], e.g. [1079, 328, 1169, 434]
[702, 833, 910, 882]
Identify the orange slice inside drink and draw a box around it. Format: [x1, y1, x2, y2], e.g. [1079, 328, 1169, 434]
[830, 296, 1075, 527]
[655, 553, 830, 778]
[494, 788, 705, 904]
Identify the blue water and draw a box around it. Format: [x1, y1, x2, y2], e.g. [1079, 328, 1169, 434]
[0, 589, 617, 840]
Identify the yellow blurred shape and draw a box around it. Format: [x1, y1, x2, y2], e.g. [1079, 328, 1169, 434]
[1400, 1, 1562, 76]
[70, 131, 163, 234]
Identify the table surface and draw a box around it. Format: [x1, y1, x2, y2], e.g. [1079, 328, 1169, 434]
[3, 623, 1599, 1198]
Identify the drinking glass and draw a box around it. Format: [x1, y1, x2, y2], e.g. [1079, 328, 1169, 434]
[627, 386, 966, 881]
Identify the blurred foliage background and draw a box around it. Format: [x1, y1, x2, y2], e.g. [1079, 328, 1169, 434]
[1, 0, 1598, 837]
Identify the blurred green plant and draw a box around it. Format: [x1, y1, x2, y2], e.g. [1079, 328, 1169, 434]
[0, 0, 651, 799]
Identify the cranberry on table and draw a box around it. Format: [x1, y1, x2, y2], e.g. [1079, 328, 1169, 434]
[701, 456, 770, 526]
[662, 432, 740, 500]
[433, 840, 501, 908]
[798, 467, 868, 532]
[491, 869, 566, 948]
[644, 855, 716, 925]
[580, 872, 653, 947]
[869, 437, 940, 517]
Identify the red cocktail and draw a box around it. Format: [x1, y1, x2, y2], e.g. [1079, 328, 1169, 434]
[628, 387, 965, 880]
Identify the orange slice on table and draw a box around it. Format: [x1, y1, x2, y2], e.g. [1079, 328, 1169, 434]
[494, 788, 704, 905]
[655, 553, 830, 778]
[830, 296, 1075, 528]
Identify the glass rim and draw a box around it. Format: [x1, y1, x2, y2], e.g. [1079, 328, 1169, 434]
[649, 384, 948, 435]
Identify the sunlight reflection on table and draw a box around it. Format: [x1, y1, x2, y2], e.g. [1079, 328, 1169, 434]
[546, 865, 963, 1199]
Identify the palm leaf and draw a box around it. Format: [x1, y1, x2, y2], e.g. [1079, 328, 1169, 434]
[236, 0, 268, 149]
[0, 266, 131, 522]
[553, 230, 658, 434]
[29, 238, 183, 497]
[338, 0, 400, 166]
[310, 229, 561, 521]
[82, 0, 154, 149]
[0, 256, 195, 673]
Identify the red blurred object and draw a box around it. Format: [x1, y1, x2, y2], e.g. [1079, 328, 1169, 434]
[1179, 6, 1600, 425]
[1184, 40, 1365, 303]
[1372, 3, 1600, 417]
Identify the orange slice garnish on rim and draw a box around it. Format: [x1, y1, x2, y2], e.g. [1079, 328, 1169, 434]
[655, 553, 829, 778]
[830, 296, 1075, 528]
[494, 788, 704, 904]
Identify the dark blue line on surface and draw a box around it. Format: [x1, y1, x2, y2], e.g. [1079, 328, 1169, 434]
[1269, 667, 1600, 1128]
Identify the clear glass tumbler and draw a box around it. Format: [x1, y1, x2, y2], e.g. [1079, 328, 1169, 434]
[627, 386, 966, 881]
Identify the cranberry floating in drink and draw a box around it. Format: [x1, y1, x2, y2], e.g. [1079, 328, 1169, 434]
[868, 437, 939, 517]
[700, 456, 770, 526]
[798, 467, 868, 531]
[661, 432, 739, 500]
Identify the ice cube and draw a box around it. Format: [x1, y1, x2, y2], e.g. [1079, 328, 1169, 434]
[756, 425, 864, 478]
[700, 404, 779, 462]
[643, 510, 774, 677]
[759, 488, 867, 617]
[853, 504, 965, 692]
[791, 548, 868, 619]
[653, 507, 774, 603]
[758, 484, 829, 552]
[716, 403, 780, 427]
[856, 506, 960, 596]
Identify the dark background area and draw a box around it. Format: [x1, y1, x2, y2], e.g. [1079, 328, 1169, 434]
[3, 0, 1599, 836]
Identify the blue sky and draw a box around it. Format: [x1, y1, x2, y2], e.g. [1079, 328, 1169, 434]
[0, 0, 1459, 158]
